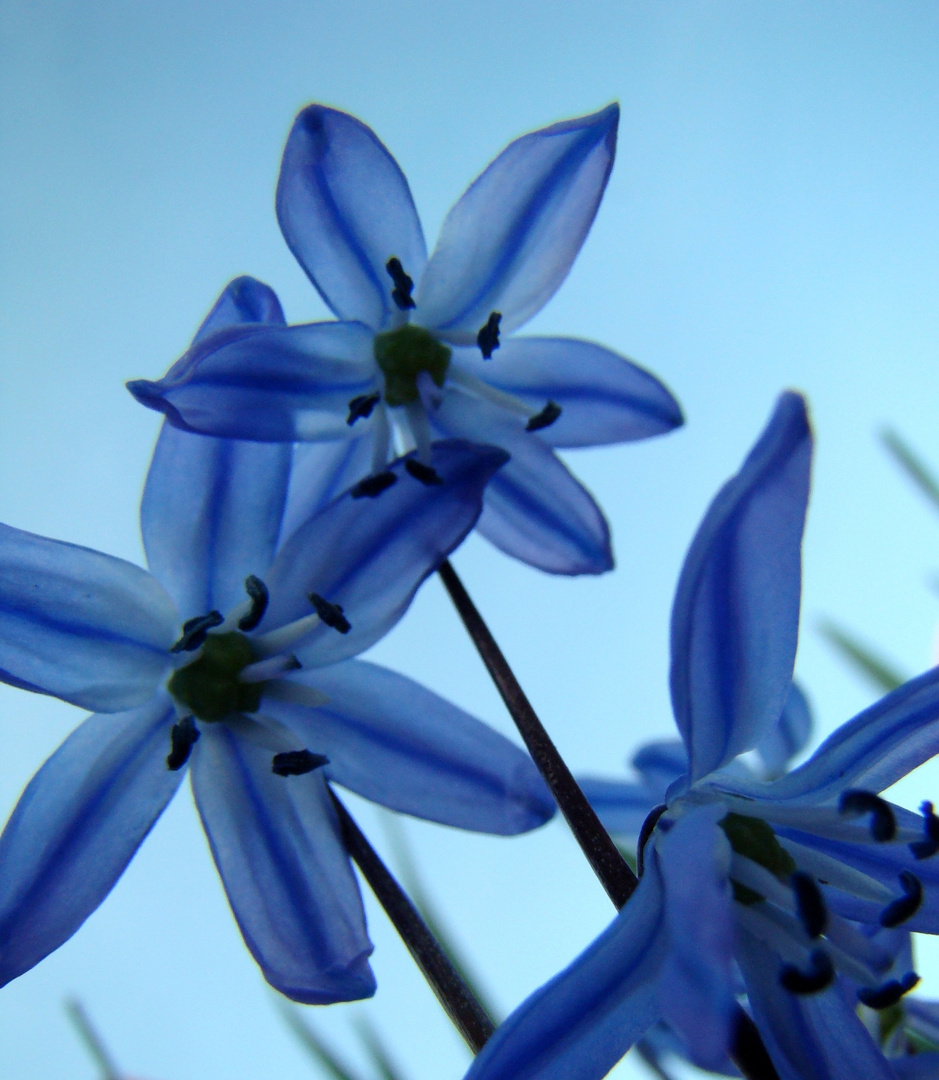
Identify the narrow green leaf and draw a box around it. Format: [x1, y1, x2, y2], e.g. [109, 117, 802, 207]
[276, 1000, 368, 1080]
[65, 999, 122, 1080]
[818, 620, 907, 693]
[881, 428, 939, 515]
[353, 1017, 407, 1080]
[380, 814, 502, 1024]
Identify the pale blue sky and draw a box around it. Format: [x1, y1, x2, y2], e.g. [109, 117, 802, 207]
[3, 3, 939, 1078]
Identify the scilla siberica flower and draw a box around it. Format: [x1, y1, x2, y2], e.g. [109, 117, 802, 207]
[460, 392, 939, 1080]
[0, 277, 554, 1004]
[127, 104, 683, 575]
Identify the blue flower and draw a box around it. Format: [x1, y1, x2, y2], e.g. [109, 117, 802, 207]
[0, 276, 554, 1004]
[127, 104, 683, 575]
[461, 392, 939, 1080]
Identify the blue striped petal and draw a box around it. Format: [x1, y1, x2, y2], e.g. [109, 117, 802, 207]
[0, 698, 181, 986]
[417, 105, 619, 342]
[670, 392, 811, 781]
[141, 424, 292, 622]
[433, 390, 612, 575]
[276, 105, 426, 330]
[0, 522, 177, 711]
[452, 337, 683, 448]
[192, 275, 286, 342]
[191, 722, 375, 1004]
[756, 681, 814, 778]
[264, 659, 554, 835]
[127, 320, 378, 442]
[464, 867, 666, 1080]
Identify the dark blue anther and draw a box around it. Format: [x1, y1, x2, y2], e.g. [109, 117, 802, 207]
[170, 611, 224, 653]
[405, 459, 444, 486]
[526, 401, 562, 432]
[238, 575, 269, 632]
[910, 800, 939, 860]
[271, 749, 330, 776]
[791, 872, 827, 939]
[839, 789, 897, 841]
[857, 972, 920, 1010]
[351, 471, 398, 498]
[880, 870, 924, 928]
[476, 312, 501, 359]
[166, 716, 200, 771]
[779, 949, 834, 994]
[308, 592, 351, 634]
[386, 257, 416, 310]
[347, 393, 381, 426]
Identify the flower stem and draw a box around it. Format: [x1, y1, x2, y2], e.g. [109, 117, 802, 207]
[329, 788, 496, 1054]
[437, 559, 638, 908]
[438, 562, 779, 1080]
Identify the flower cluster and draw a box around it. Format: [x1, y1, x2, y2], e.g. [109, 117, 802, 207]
[3, 101, 939, 1080]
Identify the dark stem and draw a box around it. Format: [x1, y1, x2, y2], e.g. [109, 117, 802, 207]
[329, 788, 495, 1054]
[438, 561, 780, 1080]
[438, 559, 638, 908]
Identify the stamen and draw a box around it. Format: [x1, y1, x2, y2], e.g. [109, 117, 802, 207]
[385, 257, 415, 310]
[166, 716, 200, 771]
[238, 575, 269, 632]
[636, 804, 668, 877]
[239, 653, 301, 683]
[880, 870, 924, 928]
[791, 872, 827, 938]
[910, 800, 939, 859]
[526, 401, 562, 432]
[271, 749, 330, 776]
[779, 949, 835, 994]
[857, 972, 920, 1010]
[347, 393, 381, 426]
[839, 789, 897, 841]
[777, 839, 893, 902]
[476, 311, 501, 359]
[308, 592, 351, 634]
[351, 471, 398, 498]
[170, 611, 224, 653]
[405, 459, 443, 486]
[262, 680, 331, 709]
[416, 370, 444, 411]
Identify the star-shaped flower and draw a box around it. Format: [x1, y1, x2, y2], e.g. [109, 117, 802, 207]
[0, 277, 554, 1004]
[459, 393, 939, 1080]
[128, 104, 682, 575]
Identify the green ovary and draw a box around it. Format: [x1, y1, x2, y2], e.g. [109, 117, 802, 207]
[167, 632, 262, 723]
[373, 324, 451, 407]
[719, 812, 796, 906]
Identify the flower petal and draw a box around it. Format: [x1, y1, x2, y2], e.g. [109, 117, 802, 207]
[127, 321, 378, 442]
[731, 666, 939, 805]
[264, 440, 508, 666]
[142, 425, 291, 622]
[452, 337, 683, 448]
[892, 1054, 939, 1080]
[654, 807, 736, 1071]
[670, 392, 812, 781]
[630, 740, 689, 794]
[278, 437, 374, 546]
[434, 390, 612, 574]
[192, 275, 287, 342]
[276, 105, 426, 330]
[0, 698, 181, 986]
[418, 105, 619, 341]
[756, 681, 814, 778]
[463, 868, 666, 1080]
[738, 928, 899, 1080]
[0, 522, 177, 711]
[191, 722, 375, 1004]
[265, 659, 554, 834]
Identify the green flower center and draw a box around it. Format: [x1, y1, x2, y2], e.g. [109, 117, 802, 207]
[373, 324, 451, 407]
[167, 632, 263, 723]
[719, 811, 796, 905]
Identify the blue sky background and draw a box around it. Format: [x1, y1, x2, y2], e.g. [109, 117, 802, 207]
[3, 2, 939, 1077]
